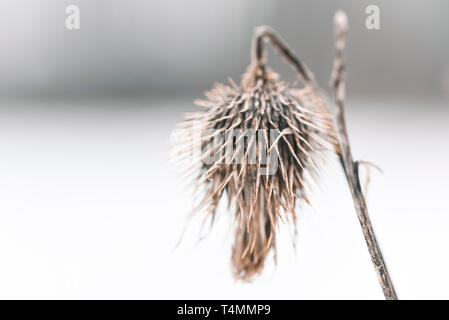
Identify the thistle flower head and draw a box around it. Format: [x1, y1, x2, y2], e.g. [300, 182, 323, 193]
[172, 29, 337, 280]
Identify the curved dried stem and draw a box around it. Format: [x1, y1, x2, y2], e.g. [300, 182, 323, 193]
[251, 26, 317, 88]
[329, 11, 398, 300]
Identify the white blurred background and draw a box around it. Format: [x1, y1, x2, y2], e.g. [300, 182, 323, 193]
[0, 0, 448, 299]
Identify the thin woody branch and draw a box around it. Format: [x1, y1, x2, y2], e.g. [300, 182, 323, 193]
[251, 26, 317, 87]
[329, 11, 398, 300]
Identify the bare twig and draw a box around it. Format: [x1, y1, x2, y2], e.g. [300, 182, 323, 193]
[357, 160, 383, 199]
[252, 26, 317, 87]
[329, 11, 398, 300]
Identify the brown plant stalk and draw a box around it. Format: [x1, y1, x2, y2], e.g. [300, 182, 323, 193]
[329, 11, 397, 300]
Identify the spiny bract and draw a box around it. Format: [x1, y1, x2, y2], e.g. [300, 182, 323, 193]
[173, 63, 336, 280]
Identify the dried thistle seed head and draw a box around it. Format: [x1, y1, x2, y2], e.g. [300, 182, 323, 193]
[172, 35, 337, 281]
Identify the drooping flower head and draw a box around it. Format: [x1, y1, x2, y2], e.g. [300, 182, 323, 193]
[173, 26, 337, 280]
